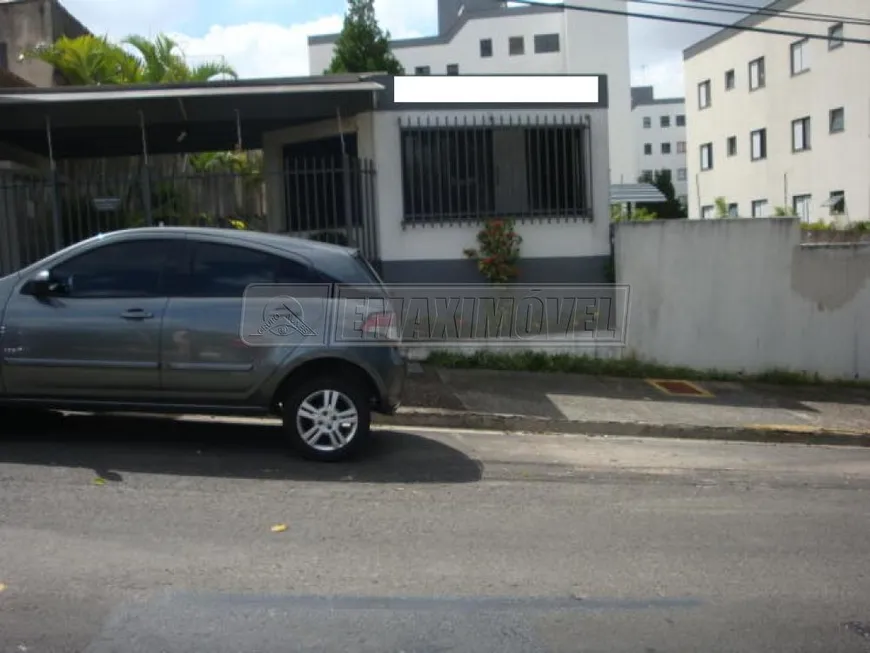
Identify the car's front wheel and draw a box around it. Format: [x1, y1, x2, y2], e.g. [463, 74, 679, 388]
[282, 376, 371, 462]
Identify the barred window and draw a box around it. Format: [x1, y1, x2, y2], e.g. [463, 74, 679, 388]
[399, 117, 589, 223]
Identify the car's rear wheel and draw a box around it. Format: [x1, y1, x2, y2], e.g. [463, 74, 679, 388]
[282, 376, 371, 462]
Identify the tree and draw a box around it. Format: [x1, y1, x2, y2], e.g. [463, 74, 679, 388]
[22, 33, 236, 85]
[636, 169, 687, 219]
[325, 0, 404, 75]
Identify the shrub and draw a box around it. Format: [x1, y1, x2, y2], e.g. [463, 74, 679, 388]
[463, 218, 522, 284]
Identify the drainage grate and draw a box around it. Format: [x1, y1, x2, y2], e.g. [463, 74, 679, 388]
[646, 379, 714, 398]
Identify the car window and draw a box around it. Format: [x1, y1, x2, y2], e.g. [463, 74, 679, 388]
[51, 239, 177, 298]
[318, 252, 385, 288]
[186, 242, 312, 297]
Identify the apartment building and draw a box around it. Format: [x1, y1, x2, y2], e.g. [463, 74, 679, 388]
[631, 86, 688, 203]
[0, 0, 89, 87]
[683, 0, 870, 221]
[308, 0, 634, 185]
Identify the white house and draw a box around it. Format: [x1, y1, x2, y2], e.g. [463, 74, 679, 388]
[631, 86, 688, 204]
[0, 74, 614, 283]
[683, 0, 870, 221]
[308, 0, 634, 187]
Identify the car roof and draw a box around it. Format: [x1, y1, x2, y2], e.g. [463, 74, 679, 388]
[100, 226, 357, 259]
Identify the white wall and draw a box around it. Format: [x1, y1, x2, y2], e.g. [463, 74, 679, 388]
[367, 108, 612, 263]
[308, 0, 633, 186]
[262, 106, 612, 264]
[615, 218, 870, 380]
[632, 100, 688, 199]
[684, 0, 870, 221]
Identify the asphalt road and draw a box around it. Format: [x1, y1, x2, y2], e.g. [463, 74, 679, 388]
[1, 414, 870, 652]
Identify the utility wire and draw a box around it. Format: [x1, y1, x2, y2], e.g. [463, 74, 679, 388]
[630, 0, 870, 26]
[506, 0, 870, 45]
[681, 0, 870, 25]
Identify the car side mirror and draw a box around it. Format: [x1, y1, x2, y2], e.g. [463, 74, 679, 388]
[26, 269, 64, 297]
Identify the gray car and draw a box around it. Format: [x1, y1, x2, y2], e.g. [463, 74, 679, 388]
[0, 227, 406, 462]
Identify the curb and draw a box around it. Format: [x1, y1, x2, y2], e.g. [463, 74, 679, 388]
[374, 408, 870, 447]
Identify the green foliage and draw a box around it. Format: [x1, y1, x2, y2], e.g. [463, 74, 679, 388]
[773, 205, 796, 217]
[636, 169, 686, 219]
[714, 196, 729, 218]
[426, 351, 870, 388]
[22, 33, 236, 85]
[611, 204, 657, 222]
[325, 0, 404, 75]
[463, 219, 522, 284]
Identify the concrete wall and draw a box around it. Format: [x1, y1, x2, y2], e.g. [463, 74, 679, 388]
[308, 1, 633, 186]
[615, 218, 870, 380]
[0, 0, 88, 87]
[683, 0, 870, 221]
[263, 106, 612, 284]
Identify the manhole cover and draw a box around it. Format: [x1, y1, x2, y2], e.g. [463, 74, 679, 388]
[646, 379, 713, 397]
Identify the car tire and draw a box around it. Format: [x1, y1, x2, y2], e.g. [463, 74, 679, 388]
[282, 375, 371, 462]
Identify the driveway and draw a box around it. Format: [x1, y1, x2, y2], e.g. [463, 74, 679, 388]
[1, 415, 870, 652]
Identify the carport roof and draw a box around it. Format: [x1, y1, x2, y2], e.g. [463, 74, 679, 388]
[0, 73, 386, 159]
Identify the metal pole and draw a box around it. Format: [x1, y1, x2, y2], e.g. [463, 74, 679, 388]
[139, 110, 153, 226]
[336, 108, 355, 246]
[45, 116, 63, 250]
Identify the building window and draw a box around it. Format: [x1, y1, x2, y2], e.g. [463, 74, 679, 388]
[793, 194, 812, 222]
[533, 33, 560, 53]
[0, 42, 7, 71]
[749, 57, 765, 90]
[792, 117, 811, 152]
[790, 38, 810, 74]
[644, 143, 652, 155]
[725, 69, 735, 90]
[677, 168, 687, 181]
[728, 203, 738, 217]
[508, 36, 524, 55]
[399, 120, 589, 222]
[446, 63, 459, 75]
[661, 142, 671, 154]
[751, 200, 769, 217]
[826, 190, 846, 215]
[830, 107, 845, 133]
[414, 66, 431, 75]
[480, 38, 493, 57]
[643, 116, 651, 128]
[700, 143, 713, 170]
[701, 205, 714, 220]
[828, 23, 844, 50]
[660, 115, 670, 128]
[750, 128, 766, 160]
[727, 136, 737, 156]
[676, 114, 686, 127]
[698, 80, 711, 109]
[676, 141, 686, 153]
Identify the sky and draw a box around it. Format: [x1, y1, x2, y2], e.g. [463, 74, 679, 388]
[59, 0, 770, 98]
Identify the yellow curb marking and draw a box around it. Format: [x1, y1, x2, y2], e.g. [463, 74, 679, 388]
[270, 524, 288, 533]
[748, 424, 866, 436]
[0, 583, 6, 593]
[646, 378, 714, 398]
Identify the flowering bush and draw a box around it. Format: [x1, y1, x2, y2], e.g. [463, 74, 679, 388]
[463, 218, 522, 284]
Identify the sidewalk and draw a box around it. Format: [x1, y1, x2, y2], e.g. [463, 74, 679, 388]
[374, 364, 870, 446]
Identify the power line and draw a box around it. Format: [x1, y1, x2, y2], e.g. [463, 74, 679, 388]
[630, 0, 870, 26]
[682, 0, 870, 25]
[506, 0, 870, 45]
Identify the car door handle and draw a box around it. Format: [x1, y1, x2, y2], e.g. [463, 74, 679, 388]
[120, 308, 154, 320]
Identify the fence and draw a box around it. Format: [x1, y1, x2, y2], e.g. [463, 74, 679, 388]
[397, 113, 593, 226]
[0, 155, 379, 275]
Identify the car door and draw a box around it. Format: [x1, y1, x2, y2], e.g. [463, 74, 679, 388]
[160, 238, 317, 404]
[1, 237, 183, 399]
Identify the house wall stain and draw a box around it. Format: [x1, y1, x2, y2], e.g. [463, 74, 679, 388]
[791, 244, 870, 311]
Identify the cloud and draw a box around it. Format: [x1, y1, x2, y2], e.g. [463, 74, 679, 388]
[171, 17, 344, 78]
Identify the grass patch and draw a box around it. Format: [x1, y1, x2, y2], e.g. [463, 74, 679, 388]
[426, 350, 870, 388]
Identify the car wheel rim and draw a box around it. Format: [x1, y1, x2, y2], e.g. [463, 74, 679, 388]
[295, 389, 359, 452]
